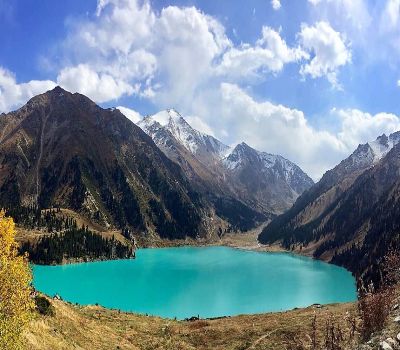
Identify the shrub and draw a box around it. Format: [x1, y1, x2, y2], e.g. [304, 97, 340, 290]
[34, 295, 55, 316]
[0, 211, 34, 350]
[358, 285, 395, 340]
[358, 251, 400, 341]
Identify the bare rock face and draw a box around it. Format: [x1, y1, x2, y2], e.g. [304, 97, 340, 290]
[223, 142, 314, 215]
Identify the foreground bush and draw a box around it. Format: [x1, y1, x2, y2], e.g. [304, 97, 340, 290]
[358, 285, 395, 340]
[35, 296, 55, 317]
[0, 211, 34, 350]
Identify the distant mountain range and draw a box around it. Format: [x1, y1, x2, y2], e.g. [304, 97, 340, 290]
[138, 109, 314, 228]
[0, 87, 313, 242]
[259, 131, 400, 284]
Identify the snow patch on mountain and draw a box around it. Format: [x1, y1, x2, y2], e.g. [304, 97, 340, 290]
[139, 109, 231, 156]
[223, 142, 313, 192]
[368, 131, 400, 163]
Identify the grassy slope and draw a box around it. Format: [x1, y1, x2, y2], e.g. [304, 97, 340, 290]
[24, 298, 356, 350]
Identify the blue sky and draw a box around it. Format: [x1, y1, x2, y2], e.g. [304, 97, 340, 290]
[1, 0, 400, 178]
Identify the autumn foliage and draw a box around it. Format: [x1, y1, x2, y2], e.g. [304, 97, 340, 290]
[0, 211, 34, 349]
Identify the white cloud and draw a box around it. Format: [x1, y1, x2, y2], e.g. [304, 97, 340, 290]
[333, 108, 400, 149]
[308, 0, 371, 31]
[57, 64, 136, 103]
[0, 67, 56, 113]
[116, 106, 142, 123]
[217, 83, 345, 178]
[48, 0, 350, 103]
[271, 0, 281, 10]
[217, 27, 307, 81]
[151, 5, 231, 108]
[380, 0, 400, 32]
[58, 0, 232, 108]
[298, 21, 351, 88]
[191, 83, 400, 180]
[185, 115, 215, 137]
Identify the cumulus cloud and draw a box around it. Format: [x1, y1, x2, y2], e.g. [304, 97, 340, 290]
[217, 27, 307, 81]
[151, 5, 231, 107]
[116, 106, 142, 123]
[0, 67, 56, 113]
[14, 0, 348, 105]
[271, 0, 281, 10]
[298, 21, 351, 88]
[195, 83, 400, 179]
[57, 0, 348, 99]
[54, 0, 235, 108]
[333, 108, 400, 149]
[57, 64, 137, 103]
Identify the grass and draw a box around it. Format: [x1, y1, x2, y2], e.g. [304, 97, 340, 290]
[24, 297, 356, 350]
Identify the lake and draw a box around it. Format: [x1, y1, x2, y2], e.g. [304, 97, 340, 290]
[32, 246, 357, 319]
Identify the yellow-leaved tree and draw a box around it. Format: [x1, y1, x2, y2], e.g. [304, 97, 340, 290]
[0, 211, 34, 349]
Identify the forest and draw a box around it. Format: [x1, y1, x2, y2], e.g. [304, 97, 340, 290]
[6, 205, 134, 264]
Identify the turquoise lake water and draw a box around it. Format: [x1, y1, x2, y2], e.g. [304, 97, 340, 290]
[32, 246, 357, 319]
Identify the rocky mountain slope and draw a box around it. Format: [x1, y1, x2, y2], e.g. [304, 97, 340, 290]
[259, 131, 400, 284]
[0, 87, 214, 240]
[224, 142, 314, 214]
[137, 110, 314, 226]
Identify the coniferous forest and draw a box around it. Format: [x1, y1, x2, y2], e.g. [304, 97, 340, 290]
[6, 205, 134, 264]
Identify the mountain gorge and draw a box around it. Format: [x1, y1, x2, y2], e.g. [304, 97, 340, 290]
[138, 109, 314, 229]
[259, 131, 400, 284]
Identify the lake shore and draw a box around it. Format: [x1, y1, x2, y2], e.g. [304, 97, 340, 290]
[23, 222, 307, 266]
[25, 294, 358, 350]
[27, 226, 361, 350]
[138, 223, 288, 252]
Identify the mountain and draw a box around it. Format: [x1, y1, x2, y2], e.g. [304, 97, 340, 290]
[137, 110, 314, 226]
[224, 142, 314, 214]
[259, 131, 400, 284]
[139, 109, 230, 162]
[138, 109, 229, 190]
[0, 87, 214, 240]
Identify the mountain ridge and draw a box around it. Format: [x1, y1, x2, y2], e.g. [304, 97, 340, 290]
[0, 86, 215, 240]
[137, 109, 314, 218]
[259, 130, 400, 284]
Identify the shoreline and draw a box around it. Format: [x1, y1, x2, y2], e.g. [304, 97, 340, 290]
[25, 294, 358, 350]
[27, 224, 315, 266]
[30, 226, 358, 328]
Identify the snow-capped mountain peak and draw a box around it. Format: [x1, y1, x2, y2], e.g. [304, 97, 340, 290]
[368, 131, 400, 162]
[151, 108, 182, 127]
[139, 109, 230, 156]
[136, 109, 314, 215]
[223, 142, 314, 195]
